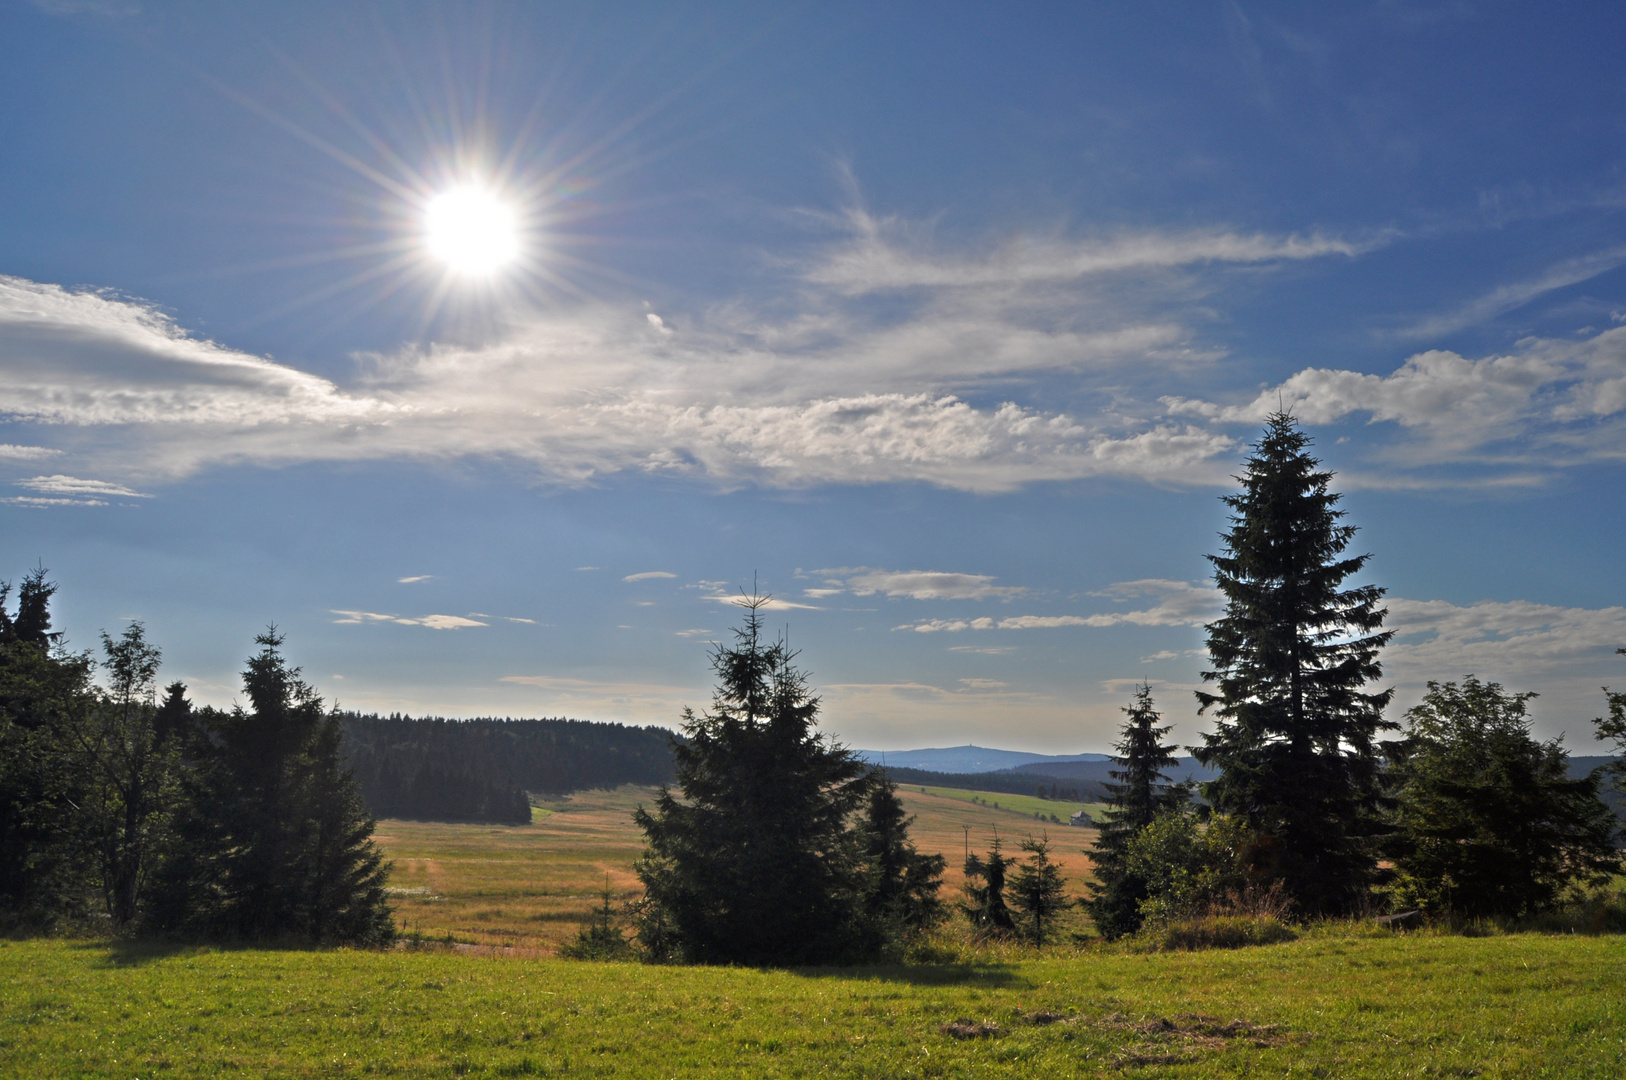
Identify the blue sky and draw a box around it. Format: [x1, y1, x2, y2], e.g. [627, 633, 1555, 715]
[4, 1, 1626, 752]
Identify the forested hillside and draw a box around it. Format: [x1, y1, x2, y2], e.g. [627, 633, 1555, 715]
[881, 765, 1108, 802]
[340, 714, 677, 823]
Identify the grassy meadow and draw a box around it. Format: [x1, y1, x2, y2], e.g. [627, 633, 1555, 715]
[4, 931, 1623, 1077]
[3, 784, 1623, 1078]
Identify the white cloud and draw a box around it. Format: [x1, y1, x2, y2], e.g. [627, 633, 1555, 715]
[0, 495, 107, 507]
[810, 567, 1026, 601]
[957, 677, 1008, 689]
[17, 474, 150, 498]
[1086, 579, 1224, 627]
[415, 614, 487, 630]
[1163, 325, 1626, 474]
[503, 616, 537, 624]
[330, 609, 487, 630]
[894, 579, 1221, 633]
[574, 566, 600, 572]
[0, 444, 59, 460]
[0, 195, 1288, 496]
[673, 628, 712, 637]
[1374, 596, 1626, 741]
[701, 593, 821, 612]
[397, 575, 432, 584]
[1385, 597, 1626, 685]
[624, 571, 677, 582]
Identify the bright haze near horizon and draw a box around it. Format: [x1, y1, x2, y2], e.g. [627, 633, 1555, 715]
[3, 1, 1625, 754]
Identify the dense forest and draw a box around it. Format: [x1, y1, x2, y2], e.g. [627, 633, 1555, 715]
[879, 765, 1108, 802]
[340, 714, 677, 823]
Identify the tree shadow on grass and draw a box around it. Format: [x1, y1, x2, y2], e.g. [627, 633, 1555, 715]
[70, 938, 198, 968]
[789, 962, 1031, 989]
[74, 937, 339, 969]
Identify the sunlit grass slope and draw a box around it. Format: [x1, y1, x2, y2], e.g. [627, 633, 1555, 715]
[3, 933, 1623, 1078]
[371, 785, 1104, 951]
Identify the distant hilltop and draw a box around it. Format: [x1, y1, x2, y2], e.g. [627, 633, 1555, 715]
[853, 744, 1111, 774]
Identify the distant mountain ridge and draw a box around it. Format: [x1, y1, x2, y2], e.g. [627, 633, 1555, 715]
[854, 744, 1110, 774]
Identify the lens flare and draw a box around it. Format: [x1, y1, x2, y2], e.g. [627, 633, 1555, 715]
[424, 186, 519, 276]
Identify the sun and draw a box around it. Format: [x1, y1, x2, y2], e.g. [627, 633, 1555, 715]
[424, 185, 520, 276]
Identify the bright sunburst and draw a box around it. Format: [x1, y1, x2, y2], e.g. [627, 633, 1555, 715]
[424, 185, 520, 276]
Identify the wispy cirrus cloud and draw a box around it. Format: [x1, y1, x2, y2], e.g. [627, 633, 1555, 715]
[331, 609, 487, 630]
[803, 206, 1373, 294]
[1393, 246, 1626, 341]
[805, 567, 1026, 601]
[624, 571, 677, 582]
[2, 473, 151, 507]
[17, 475, 150, 498]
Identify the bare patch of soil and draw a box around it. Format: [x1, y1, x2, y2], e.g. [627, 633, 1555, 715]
[1098, 1011, 1302, 1067]
[938, 1019, 1004, 1039]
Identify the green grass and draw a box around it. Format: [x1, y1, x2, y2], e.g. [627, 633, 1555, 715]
[913, 785, 1108, 822]
[6, 786, 1623, 1076]
[2, 932, 1622, 1077]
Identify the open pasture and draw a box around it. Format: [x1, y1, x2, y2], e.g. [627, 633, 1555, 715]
[372, 785, 1104, 952]
[3, 931, 1623, 1078]
[5, 786, 1624, 1077]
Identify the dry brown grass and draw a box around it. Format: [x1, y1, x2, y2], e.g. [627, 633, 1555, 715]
[372, 783, 1104, 954]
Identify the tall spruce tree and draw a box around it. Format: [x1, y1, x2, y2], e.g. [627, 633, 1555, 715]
[1085, 684, 1188, 938]
[1194, 413, 1394, 914]
[147, 629, 392, 943]
[632, 596, 894, 965]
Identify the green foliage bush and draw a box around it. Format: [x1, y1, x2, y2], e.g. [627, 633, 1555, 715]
[1122, 807, 1254, 926]
[1383, 677, 1620, 919]
[1136, 913, 1298, 951]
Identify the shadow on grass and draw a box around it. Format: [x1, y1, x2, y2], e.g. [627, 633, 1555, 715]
[72, 936, 352, 968]
[68, 938, 198, 968]
[789, 962, 1031, 988]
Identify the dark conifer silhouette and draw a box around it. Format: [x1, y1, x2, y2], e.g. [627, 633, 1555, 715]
[1194, 413, 1394, 914]
[1009, 834, 1072, 943]
[960, 835, 1015, 934]
[148, 629, 392, 943]
[0, 569, 95, 929]
[633, 595, 911, 965]
[1085, 684, 1189, 938]
[860, 780, 947, 939]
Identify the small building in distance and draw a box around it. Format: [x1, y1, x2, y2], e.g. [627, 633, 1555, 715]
[1069, 809, 1094, 827]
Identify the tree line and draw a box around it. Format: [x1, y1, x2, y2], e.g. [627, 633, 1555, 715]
[341, 713, 675, 824]
[0, 577, 390, 942]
